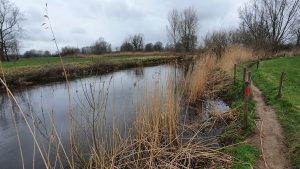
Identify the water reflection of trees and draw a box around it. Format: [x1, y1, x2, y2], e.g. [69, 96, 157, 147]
[126, 67, 144, 80]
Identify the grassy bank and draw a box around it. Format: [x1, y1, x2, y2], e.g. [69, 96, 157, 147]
[221, 64, 259, 169]
[1, 52, 174, 69]
[0, 53, 190, 89]
[251, 56, 300, 167]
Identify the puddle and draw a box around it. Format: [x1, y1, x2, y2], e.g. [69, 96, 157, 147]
[180, 99, 231, 146]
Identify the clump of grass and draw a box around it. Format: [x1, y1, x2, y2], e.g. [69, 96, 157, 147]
[225, 144, 260, 169]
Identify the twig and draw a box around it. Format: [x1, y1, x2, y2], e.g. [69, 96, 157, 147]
[260, 120, 269, 169]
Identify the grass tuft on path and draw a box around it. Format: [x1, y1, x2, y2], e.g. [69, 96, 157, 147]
[251, 56, 300, 167]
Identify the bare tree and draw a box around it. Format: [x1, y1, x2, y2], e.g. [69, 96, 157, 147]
[290, 18, 300, 46]
[167, 8, 199, 52]
[130, 34, 144, 51]
[179, 7, 198, 52]
[120, 39, 134, 52]
[91, 38, 111, 54]
[240, 0, 300, 51]
[167, 9, 180, 48]
[0, 0, 22, 61]
[204, 31, 229, 58]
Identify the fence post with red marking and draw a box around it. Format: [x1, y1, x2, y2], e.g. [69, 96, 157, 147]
[242, 68, 247, 96]
[243, 81, 251, 129]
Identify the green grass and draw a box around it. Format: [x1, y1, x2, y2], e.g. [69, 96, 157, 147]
[1, 55, 171, 69]
[225, 144, 260, 169]
[1, 57, 92, 68]
[221, 65, 259, 169]
[251, 56, 300, 168]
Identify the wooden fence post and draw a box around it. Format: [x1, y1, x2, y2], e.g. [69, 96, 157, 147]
[243, 81, 250, 129]
[248, 72, 252, 86]
[278, 72, 285, 97]
[242, 67, 247, 96]
[234, 64, 237, 83]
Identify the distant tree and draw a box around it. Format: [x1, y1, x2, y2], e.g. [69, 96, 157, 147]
[44, 50, 51, 56]
[91, 38, 111, 54]
[81, 46, 92, 54]
[290, 18, 300, 46]
[61, 46, 80, 56]
[293, 28, 300, 46]
[23, 50, 51, 58]
[0, 0, 23, 61]
[24, 50, 36, 58]
[204, 31, 229, 59]
[145, 43, 154, 52]
[164, 43, 173, 51]
[130, 34, 144, 51]
[120, 40, 134, 52]
[179, 8, 198, 52]
[167, 7, 198, 52]
[153, 41, 164, 51]
[167, 9, 180, 49]
[6, 38, 20, 59]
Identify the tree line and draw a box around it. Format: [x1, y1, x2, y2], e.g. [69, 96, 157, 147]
[1, 0, 300, 61]
[203, 0, 300, 57]
[58, 36, 164, 57]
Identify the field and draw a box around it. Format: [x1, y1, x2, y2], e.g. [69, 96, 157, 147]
[1, 53, 175, 69]
[251, 56, 300, 167]
[0, 53, 186, 89]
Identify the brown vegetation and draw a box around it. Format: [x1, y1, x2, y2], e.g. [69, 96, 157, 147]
[185, 46, 255, 103]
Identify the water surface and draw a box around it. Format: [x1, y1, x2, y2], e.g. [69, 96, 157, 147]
[0, 64, 179, 169]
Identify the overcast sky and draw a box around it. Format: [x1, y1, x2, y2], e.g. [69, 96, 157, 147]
[11, 0, 248, 53]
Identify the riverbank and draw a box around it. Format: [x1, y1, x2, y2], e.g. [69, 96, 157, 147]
[1, 47, 264, 168]
[0, 53, 193, 90]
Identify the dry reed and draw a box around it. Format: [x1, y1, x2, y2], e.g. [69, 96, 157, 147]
[185, 46, 255, 103]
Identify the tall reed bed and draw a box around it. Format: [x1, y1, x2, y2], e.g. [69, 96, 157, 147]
[185, 46, 254, 103]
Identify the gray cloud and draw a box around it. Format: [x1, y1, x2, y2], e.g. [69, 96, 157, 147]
[12, 0, 247, 53]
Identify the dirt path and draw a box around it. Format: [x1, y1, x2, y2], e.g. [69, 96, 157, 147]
[248, 84, 291, 169]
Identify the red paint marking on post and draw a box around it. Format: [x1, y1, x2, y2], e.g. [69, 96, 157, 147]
[246, 86, 251, 97]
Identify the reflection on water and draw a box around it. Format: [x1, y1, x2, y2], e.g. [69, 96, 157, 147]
[0, 64, 180, 169]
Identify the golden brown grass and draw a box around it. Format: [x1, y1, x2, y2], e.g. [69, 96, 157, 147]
[185, 46, 255, 103]
[80, 79, 233, 168]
